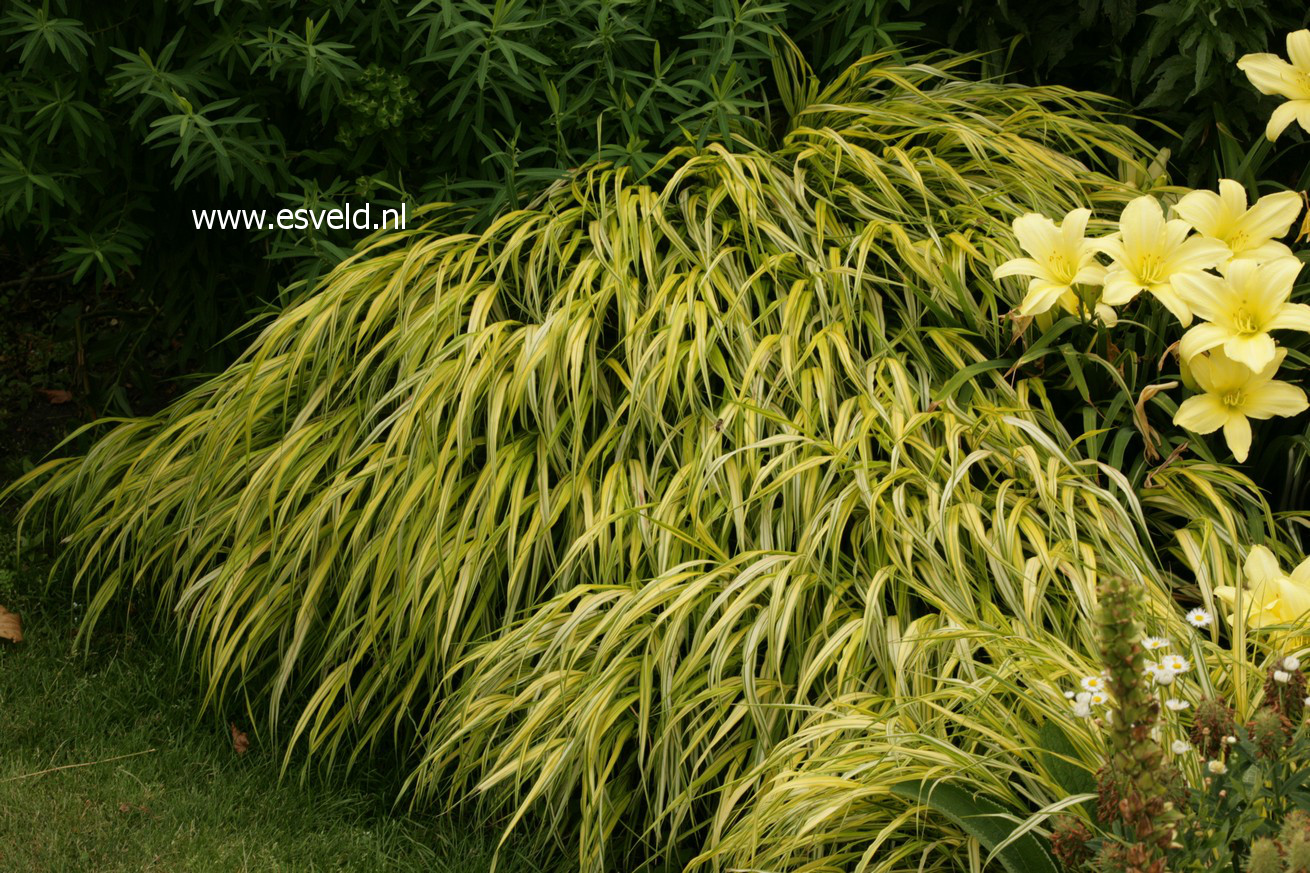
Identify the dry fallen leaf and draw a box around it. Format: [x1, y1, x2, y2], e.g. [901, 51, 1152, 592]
[230, 723, 249, 757]
[1133, 381, 1179, 463]
[36, 388, 73, 405]
[0, 605, 22, 643]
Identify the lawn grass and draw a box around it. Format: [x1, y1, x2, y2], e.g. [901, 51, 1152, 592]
[0, 523, 540, 873]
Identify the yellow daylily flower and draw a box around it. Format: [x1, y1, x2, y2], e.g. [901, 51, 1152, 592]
[993, 208, 1109, 319]
[1172, 179, 1302, 264]
[1172, 347, 1308, 462]
[1097, 196, 1228, 326]
[1175, 257, 1310, 372]
[1237, 30, 1310, 141]
[1214, 545, 1310, 633]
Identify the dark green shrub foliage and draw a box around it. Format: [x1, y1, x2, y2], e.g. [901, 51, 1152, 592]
[0, 0, 920, 406]
[925, 0, 1310, 183]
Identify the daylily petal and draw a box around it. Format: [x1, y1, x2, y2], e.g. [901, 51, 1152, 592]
[1239, 189, 1302, 241]
[1162, 218, 1194, 253]
[1164, 236, 1229, 274]
[1187, 351, 1215, 393]
[1223, 413, 1252, 462]
[1268, 101, 1304, 141]
[1292, 557, 1310, 584]
[1060, 207, 1092, 244]
[1268, 302, 1310, 333]
[1247, 604, 1287, 628]
[1214, 585, 1240, 608]
[1247, 347, 1289, 387]
[1239, 54, 1305, 100]
[1220, 178, 1248, 214]
[1243, 381, 1309, 419]
[1221, 256, 1260, 290]
[1073, 262, 1106, 286]
[1178, 322, 1230, 362]
[1019, 280, 1071, 316]
[1224, 333, 1278, 373]
[1101, 271, 1145, 305]
[1173, 188, 1225, 236]
[1206, 347, 1263, 390]
[1172, 270, 1227, 322]
[1246, 545, 1283, 585]
[1148, 282, 1194, 326]
[994, 257, 1047, 280]
[1277, 575, 1310, 622]
[1235, 239, 1297, 263]
[1093, 303, 1118, 326]
[1174, 394, 1229, 434]
[1095, 234, 1129, 265]
[1288, 29, 1310, 72]
[1054, 289, 1082, 317]
[1013, 214, 1060, 262]
[1119, 196, 1165, 263]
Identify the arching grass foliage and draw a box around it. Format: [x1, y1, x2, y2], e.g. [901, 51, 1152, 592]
[9, 53, 1286, 871]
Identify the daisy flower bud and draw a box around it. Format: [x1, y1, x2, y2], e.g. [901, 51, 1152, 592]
[1207, 759, 1228, 775]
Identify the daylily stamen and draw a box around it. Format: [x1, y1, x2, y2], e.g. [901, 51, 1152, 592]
[1231, 308, 1258, 334]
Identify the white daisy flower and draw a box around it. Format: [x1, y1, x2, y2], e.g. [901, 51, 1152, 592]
[1165, 699, 1190, 711]
[1089, 691, 1109, 706]
[1161, 655, 1190, 674]
[1142, 636, 1171, 651]
[1072, 691, 1093, 718]
[1145, 662, 1177, 684]
[1186, 608, 1213, 628]
[1081, 676, 1106, 692]
[1171, 739, 1191, 754]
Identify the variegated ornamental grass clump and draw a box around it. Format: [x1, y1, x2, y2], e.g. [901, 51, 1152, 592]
[7, 53, 1290, 871]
